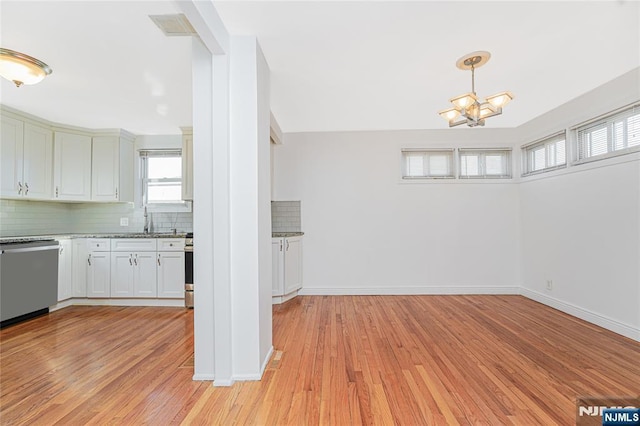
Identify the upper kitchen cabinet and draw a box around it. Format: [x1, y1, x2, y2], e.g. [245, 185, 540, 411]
[181, 127, 193, 201]
[1, 114, 53, 200]
[91, 133, 134, 202]
[53, 130, 92, 201]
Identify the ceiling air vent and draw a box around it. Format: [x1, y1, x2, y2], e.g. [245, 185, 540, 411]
[149, 14, 196, 37]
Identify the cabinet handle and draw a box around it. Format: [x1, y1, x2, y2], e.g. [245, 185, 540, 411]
[17, 182, 22, 195]
[286, 240, 290, 251]
[24, 182, 29, 195]
[59, 247, 64, 255]
[115, 187, 118, 199]
[280, 241, 283, 252]
[157, 255, 161, 266]
[55, 186, 59, 197]
[88, 254, 92, 266]
[129, 255, 133, 266]
[134, 254, 138, 266]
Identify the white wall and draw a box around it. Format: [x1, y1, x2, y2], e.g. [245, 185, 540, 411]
[517, 68, 640, 339]
[274, 129, 521, 294]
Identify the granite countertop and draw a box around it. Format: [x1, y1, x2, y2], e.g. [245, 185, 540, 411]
[0, 233, 188, 243]
[272, 232, 305, 238]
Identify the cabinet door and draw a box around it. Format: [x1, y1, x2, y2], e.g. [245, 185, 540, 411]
[0, 115, 24, 198]
[91, 136, 119, 201]
[87, 251, 110, 297]
[181, 132, 193, 201]
[57, 240, 73, 301]
[53, 132, 91, 200]
[157, 251, 185, 298]
[22, 123, 53, 199]
[272, 238, 284, 296]
[134, 252, 157, 297]
[110, 252, 134, 297]
[72, 239, 88, 297]
[284, 237, 302, 295]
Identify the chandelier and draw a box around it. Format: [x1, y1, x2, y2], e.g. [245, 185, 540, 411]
[439, 51, 513, 127]
[0, 48, 52, 87]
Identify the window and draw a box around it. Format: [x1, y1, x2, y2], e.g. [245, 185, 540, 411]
[522, 132, 566, 176]
[140, 150, 183, 205]
[401, 149, 455, 179]
[575, 105, 640, 163]
[459, 148, 512, 179]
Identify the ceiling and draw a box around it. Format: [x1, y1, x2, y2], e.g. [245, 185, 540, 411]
[1, 1, 639, 135]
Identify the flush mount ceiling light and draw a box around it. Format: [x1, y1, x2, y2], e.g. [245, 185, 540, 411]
[0, 48, 52, 87]
[439, 51, 513, 128]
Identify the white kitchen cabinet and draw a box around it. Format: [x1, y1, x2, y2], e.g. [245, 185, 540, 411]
[53, 131, 92, 201]
[110, 252, 135, 297]
[91, 134, 134, 202]
[110, 251, 157, 297]
[57, 239, 73, 301]
[1, 115, 53, 199]
[181, 127, 193, 201]
[1, 115, 23, 198]
[272, 236, 303, 304]
[87, 251, 110, 298]
[157, 251, 185, 298]
[72, 239, 88, 297]
[110, 239, 158, 298]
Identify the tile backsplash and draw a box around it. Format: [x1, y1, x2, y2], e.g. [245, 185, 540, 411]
[271, 200, 301, 233]
[0, 199, 193, 237]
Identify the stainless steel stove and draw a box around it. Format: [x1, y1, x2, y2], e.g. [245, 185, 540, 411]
[184, 232, 193, 308]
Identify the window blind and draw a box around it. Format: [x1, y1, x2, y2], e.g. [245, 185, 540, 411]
[458, 148, 512, 179]
[522, 132, 566, 176]
[402, 149, 455, 179]
[575, 104, 640, 163]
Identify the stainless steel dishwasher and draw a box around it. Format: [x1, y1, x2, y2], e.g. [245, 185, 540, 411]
[0, 239, 59, 327]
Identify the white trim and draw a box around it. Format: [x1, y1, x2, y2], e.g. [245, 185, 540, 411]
[51, 298, 185, 308]
[520, 288, 640, 342]
[260, 346, 274, 376]
[272, 291, 299, 304]
[298, 286, 520, 295]
[194, 373, 216, 382]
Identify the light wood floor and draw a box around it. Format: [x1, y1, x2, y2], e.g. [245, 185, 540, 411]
[1, 296, 639, 425]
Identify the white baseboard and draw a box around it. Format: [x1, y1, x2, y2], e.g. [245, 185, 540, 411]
[52, 298, 186, 308]
[193, 373, 216, 382]
[298, 286, 520, 296]
[521, 288, 640, 342]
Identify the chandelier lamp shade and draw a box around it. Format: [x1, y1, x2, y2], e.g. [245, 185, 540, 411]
[439, 51, 513, 127]
[0, 48, 52, 87]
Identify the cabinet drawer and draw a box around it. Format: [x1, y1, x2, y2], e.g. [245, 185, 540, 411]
[87, 238, 110, 251]
[157, 238, 185, 251]
[110, 239, 157, 252]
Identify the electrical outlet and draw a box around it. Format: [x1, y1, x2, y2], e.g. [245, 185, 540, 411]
[546, 279, 553, 290]
[120, 217, 129, 227]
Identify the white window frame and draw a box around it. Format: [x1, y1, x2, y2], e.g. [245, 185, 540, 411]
[458, 148, 512, 179]
[573, 103, 640, 165]
[521, 131, 567, 176]
[401, 148, 455, 179]
[140, 149, 191, 213]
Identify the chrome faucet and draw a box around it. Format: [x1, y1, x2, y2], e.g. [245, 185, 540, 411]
[143, 206, 150, 234]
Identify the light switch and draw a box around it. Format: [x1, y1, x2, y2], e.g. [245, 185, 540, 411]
[120, 217, 129, 227]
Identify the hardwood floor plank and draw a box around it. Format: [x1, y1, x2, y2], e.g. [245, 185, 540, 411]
[2, 296, 639, 425]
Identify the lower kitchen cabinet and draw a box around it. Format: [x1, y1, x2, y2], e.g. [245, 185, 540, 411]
[272, 235, 303, 304]
[86, 251, 110, 297]
[157, 251, 185, 298]
[110, 251, 157, 297]
[59, 237, 185, 302]
[72, 239, 87, 297]
[57, 239, 73, 301]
